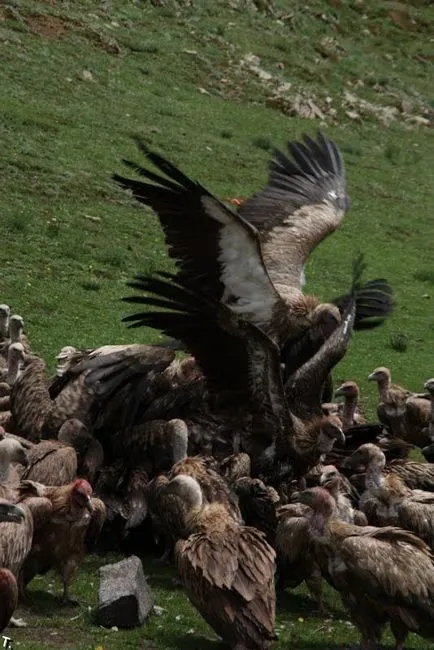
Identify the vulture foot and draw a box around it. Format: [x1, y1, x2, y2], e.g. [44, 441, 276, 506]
[10, 617, 27, 627]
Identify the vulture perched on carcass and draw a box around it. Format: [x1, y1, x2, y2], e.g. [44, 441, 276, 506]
[19, 478, 106, 604]
[291, 486, 434, 649]
[163, 474, 276, 650]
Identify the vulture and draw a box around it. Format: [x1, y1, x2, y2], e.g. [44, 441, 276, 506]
[291, 486, 434, 650]
[2, 342, 25, 387]
[121, 270, 353, 481]
[0, 437, 28, 490]
[170, 475, 276, 650]
[319, 464, 367, 525]
[49, 343, 199, 436]
[232, 476, 279, 546]
[170, 455, 242, 523]
[0, 305, 10, 343]
[275, 501, 324, 612]
[20, 478, 106, 603]
[333, 380, 366, 428]
[57, 419, 103, 485]
[0, 500, 25, 632]
[422, 378, 434, 459]
[114, 133, 393, 352]
[368, 366, 430, 443]
[343, 443, 434, 547]
[17, 439, 77, 486]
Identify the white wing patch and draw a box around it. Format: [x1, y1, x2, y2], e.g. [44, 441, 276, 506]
[202, 196, 276, 326]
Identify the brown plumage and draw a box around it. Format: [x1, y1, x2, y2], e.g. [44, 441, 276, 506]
[173, 475, 276, 650]
[9, 354, 55, 441]
[122, 273, 357, 484]
[319, 464, 367, 525]
[368, 366, 429, 444]
[0, 500, 26, 632]
[116, 134, 393, 359]
[170, 455, 242, 523]
[275, 501, 324, 611]
[343, 443, 434, 547]
[292, 486, 434, 650]
[233, 476, 279, 545]
[110, 418, 189, 476]
[20, 478, 106, 603]
[0, 306, 10, 346]
[57, 419, 103, 485]
[49, 344, 178, 435]
[18, 439, 77, 486]
[219, 452, 251, 485]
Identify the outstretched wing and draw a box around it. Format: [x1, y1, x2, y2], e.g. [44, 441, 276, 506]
[113, 142, 283, 332]
[122, 272, 293, 439]
[238, 132, 348, 292]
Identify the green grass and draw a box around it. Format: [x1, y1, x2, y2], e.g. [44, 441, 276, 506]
[1, 0, 434, 647]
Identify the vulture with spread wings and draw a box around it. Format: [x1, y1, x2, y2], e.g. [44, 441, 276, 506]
[113, 133, 393, 351]
[120, 268, 377, 478]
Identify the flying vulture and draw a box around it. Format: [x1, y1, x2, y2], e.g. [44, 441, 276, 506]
[113, 133, 393, 351]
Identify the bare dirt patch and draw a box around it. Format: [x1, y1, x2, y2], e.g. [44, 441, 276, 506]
[27, 14, 67, 39]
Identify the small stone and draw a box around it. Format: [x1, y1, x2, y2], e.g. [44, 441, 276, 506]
[82, 69, 93, 81]
[98, 556, 154, 629]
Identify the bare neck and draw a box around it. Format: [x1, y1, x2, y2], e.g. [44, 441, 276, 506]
[365, 454, 385, 491]
[341, 397, 357, 428]
[377, 378, 391, 402]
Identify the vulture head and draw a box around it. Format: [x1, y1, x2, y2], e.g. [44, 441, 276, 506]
[8, 315, 24, 343]
[166, 419, 189, 465]
[309, 304, 341, 341]
[368, 366, 391, 384]
[317, 416, 345, 452]
[319, 465, 341, 492]
[290, 486, 335, 519]
[58, 419, 91, 451]
[0, 438, 28, 468]
[7, 342, 25, 383]
[0, 499, 25, 524]
[55, 346, 78, 376]
[71, 478, 93, 511]
[335, 380, 360, 400]
[341, 442, 385, 473]
[424, 378, 434, 395]
[0, 305, 10, 338]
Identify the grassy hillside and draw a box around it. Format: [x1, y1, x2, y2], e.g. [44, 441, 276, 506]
[1, 0, 434, 647]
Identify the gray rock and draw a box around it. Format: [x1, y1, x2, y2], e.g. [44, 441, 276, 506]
[98, 555, 154, 628]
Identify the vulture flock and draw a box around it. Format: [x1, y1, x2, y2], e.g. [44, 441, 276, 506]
[1, 132, 434, 649]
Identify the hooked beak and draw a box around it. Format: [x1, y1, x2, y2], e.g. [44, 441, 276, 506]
[0, 502, 25, 524]
[85, 496, 93, 512]
[334, 386, 344, 398]
[367, 372, 376, 381]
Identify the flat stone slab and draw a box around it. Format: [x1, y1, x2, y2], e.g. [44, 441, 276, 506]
[98, 555, 153, 628]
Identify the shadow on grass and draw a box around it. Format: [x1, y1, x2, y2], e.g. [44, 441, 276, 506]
[154, 630, 224, 649]
[277, 590, 343, 620]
